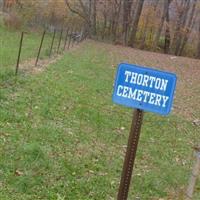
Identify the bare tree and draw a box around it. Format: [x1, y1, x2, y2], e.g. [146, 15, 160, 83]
[128, 0, 145, 47]
[92, 0, 97, 35]
[172, 0, 191, 55]
[65, 0, 89, 22]
[105, 0, 122, 42]
[164, 0, 172, 54]
[100, 0, 108, 39]
[178, 0, 197, 56]
[65, 0, 93, 36]
[140, 0, 159, 49]
[88, 0, 97, 35]
[153, 0, 172, 50]
[64, 0, 199, 58]
[122, 0, 133, 45]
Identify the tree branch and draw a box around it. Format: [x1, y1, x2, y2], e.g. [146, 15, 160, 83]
[64, 0, 89, 23]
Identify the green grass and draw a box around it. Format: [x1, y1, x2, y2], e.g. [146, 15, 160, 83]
[0, 41, 200, 200]
[0, 25, 65, 82]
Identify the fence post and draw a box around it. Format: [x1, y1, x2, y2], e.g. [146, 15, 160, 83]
[67, 28, 73, 49]
[81, 27, 85, 41]
[15, 32, 24, 75]
[63, 28, 69, 51]
[77, 28, 81, 44]
[71, 27, 76, 48]
[49, 29, 56, 57]
[57, 28, 63, 54]
[79, 27, 84, 43]
[35, 30, 46, 66]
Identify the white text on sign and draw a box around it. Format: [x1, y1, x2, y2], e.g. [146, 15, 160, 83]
[116, 71, 169, 108]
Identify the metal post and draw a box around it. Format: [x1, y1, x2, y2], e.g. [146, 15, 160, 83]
[63, 28, 69, 51]
[76, 28, 80, 44]
[80, 27, 84, 42]
[71, 27, 75, 48]
[79, 27, 83, 42]
[35, 30, 46, 66]
[117, 109, 144, 200]
[67, 28, 73, 49]
[15, 32, 24, 75]
[57, 28, 63, 54]
[49, 29, 56, 57]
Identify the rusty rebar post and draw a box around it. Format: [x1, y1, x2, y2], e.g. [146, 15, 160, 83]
[57, 28, 63, 54]
[117, 109, 144, 200]
[15, 32, 24, 75]
[35, 30, 46, 66]
[49, 29, 56, 57]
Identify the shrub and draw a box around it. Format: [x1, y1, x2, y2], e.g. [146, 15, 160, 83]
[3, 12, 22, 30]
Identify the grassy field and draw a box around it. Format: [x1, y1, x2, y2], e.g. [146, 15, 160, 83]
[0, 25, 65, 82]
[0, 37, 200, 199]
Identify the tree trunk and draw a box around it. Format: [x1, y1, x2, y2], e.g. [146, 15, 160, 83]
[172, 0, 190, 55]
[3, 0, 6, 12]
[178, 0, 197, 56]
[102, 2, 107, 40]
[89, 0, 92, 20]
[140, 0, 159, 49]
[122, 0, 133, 45]
[65, 0, 91, 36]
[164, 1, 171, 54]
[164, 13, 171, 54]
[108, 0, 122, 42]
[153, 0, 170, 50]
[140, 10, 150, 49]
[92, 0, 97, 35]
[196, 20, 200, 59]
[88, 0, 93, 37]
[128, 0, 145, 47]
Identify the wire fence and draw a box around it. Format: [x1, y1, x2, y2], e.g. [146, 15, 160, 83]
[14, 25, 88, 75]
[0, 27, 87, 80]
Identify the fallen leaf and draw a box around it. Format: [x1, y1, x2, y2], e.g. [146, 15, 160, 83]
[15, 170, 23, 176]
[192, 119, 200, 126]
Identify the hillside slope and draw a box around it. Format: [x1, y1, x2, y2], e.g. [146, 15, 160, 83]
[0, 40, 199, 200]
[91, 40, 200, 121]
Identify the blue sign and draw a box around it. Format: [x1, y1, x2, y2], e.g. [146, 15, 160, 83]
[112, 63, 177, 115]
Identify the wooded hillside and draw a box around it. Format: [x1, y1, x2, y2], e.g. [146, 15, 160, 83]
[1, 0, 200, 57]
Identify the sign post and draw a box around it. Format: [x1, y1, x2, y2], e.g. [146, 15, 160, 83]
[112, 63, 177, 200]
[117, 109, 144, 200]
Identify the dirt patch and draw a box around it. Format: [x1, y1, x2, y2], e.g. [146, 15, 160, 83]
[19, 55, 62, 74]
[18, 41, 86, 74]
